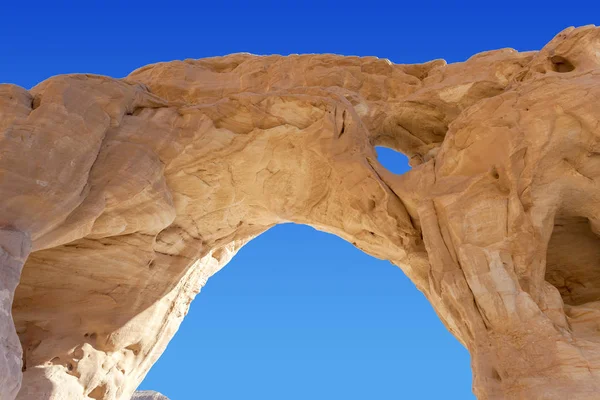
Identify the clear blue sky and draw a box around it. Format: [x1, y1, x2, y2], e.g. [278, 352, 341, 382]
[1, 2, 597, 399]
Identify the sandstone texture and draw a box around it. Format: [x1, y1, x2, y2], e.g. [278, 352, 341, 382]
[0, 25, 599, 399]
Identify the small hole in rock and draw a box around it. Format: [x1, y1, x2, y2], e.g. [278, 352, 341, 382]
[491, 368, 502, 381]
[491, 167, 500, 180]
[31, 96, 41, 110]
[368, 199, 376, 211]
[550, 56, 575, 73]
[126, 343, 142, 356]
[375, 146, 411, 175]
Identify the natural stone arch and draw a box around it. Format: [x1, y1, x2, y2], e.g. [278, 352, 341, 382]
[10, 74, 427, 399]
[138, 221, 465, 399]
[1, 25, 600, 400]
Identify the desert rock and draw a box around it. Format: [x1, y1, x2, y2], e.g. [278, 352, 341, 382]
[0, 25, 599, 399]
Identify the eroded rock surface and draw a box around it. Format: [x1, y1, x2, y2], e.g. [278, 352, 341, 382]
[1, 25, 600, 399]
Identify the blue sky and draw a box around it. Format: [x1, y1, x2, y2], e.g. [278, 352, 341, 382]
[2, 1, 597, 399]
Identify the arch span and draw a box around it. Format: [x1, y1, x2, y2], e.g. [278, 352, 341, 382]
[138, 223, 473, 399]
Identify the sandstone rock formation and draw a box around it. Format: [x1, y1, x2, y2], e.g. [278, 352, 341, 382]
[130, 391, 169, 400]
[1, 25, 599, 399]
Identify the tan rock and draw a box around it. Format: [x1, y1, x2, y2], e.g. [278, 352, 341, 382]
[0, 25, 599, 399]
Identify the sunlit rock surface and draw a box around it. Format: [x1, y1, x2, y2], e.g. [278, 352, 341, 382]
[1, 25, 600, 400]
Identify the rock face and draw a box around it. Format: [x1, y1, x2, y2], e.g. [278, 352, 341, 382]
[130, 391, 169, 400]
[0, 25, 599, 399]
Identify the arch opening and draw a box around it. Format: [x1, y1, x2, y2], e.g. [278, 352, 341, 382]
[138, 223, 473, 399]
[374, 146, 411, 175]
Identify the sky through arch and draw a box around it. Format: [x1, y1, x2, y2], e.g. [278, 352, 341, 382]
[138, 223, 473, 399]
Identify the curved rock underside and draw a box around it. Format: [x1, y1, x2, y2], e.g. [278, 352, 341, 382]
[1, 25, 600, 400]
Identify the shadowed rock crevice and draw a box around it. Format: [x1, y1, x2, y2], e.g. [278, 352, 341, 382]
[550, 55, 575, 73]
[546, 215, 600, 306]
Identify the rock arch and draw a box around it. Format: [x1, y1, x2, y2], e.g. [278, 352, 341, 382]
[1, 25, 600, 399]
